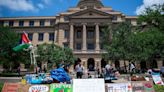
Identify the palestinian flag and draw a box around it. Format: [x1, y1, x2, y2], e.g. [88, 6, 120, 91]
[13, 32, 32, 52]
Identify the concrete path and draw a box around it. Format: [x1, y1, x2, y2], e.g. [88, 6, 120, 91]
[0, 77, 22, 83]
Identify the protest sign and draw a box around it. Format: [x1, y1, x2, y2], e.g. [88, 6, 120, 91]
[107, 83, 132, 92]
[131, 81, 155, 92]
[152, 73, 164, 85]
[73, 79, 105, 92]
[29, 85, 49, 92]
[50, 83, 72, 92]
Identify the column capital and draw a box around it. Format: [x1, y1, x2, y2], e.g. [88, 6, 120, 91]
[81, 23, 87, 25]
[94, 23, 100, 25]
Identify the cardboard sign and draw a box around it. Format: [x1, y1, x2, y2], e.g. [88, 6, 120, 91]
[152, 74, 164, 85]
[2, 83, 19, 92]
[29, 85, 49, 92]
[73, 79, 105, 92]
[132, 81, 155, 92]
[50, 83, 72, 92]
[107, 83, 132, 92]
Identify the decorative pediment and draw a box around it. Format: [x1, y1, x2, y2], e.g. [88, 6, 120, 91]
[68, 8, 111, 18]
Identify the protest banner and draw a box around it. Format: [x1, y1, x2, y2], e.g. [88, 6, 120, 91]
[50, 83, 72, 92]
[107, 83, 132, 92]
[73, 79, 105, 92]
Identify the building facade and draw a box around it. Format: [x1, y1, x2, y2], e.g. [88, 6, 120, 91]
[0, 0, 162, 71]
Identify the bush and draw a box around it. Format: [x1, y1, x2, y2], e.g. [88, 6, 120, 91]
[154, 85, 164, 92]
[0, 82, 4, 92]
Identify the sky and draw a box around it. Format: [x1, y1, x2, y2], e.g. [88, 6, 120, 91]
[0, 0, 164, 17]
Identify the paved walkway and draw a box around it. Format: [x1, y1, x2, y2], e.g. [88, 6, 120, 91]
[0, 77, 22, 83]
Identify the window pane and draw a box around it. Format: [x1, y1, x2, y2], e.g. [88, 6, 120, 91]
[63, 42, 68, 48]
[38, 33, 44, 41]
[76, 30, 81, 38]
[40, 20, 45, 26]
[28, 33, 33, 41]
[29, 20, 34, 26]
[49, 33, 54, 41]
[76, 43, 81, 50]
[0, 21, 4, 26]
[9, 21, 14, 27]
[19, 21, 24, 27]
[64, 30, 69, 38]
[87, 43, 95, 50]
[87, 30, 94, 39]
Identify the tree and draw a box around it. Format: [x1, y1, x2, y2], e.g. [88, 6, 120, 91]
[102, 22, 133, 72]
[37, 43, 76, 69]
[0, 26, 30, 71]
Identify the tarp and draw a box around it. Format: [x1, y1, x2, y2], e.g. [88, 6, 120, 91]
[50, 68, 70, 83]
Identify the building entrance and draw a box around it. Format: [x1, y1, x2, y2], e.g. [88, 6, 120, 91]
[87, 58, 95, 71]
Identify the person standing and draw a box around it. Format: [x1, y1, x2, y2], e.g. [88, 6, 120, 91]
[75, 63, 84, 79]
[130, 62, 135, 76]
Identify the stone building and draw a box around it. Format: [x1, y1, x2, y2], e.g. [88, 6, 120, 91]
[0, 0, 163, 71]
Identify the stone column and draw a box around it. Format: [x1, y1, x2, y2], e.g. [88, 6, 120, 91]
[69, 24, 74, 49]
[95, 23, 100, 51]
[82, 23, 87, 51]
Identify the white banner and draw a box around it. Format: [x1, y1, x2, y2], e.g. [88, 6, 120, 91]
[73, 79, 105, 92]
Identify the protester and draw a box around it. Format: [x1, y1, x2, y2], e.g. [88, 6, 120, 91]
[17, 66, 21, 77]
[129, 62, 135, 76]
[75, 63, 84, 79]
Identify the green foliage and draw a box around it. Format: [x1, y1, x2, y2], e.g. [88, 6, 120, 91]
[0, 26, 30, 71]
[0, 82, 4, 92]
[37, 43, 76, 68]
[103, 4, 164, 67]
[154, 85, 164, 92]
[138, 4, 164, 31]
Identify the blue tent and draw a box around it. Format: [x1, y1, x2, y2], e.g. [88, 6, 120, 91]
[50, 68, 70, 82]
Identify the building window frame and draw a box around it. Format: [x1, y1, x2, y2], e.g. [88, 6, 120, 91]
[76, 43, 81, 50]
[9, 21, 14, 27]
[19, 20, 24, 27]
[29, 20, 34, 27]
[40, 20, 45, 26]
[76, 30, 82, 38]
[28, 33, 33, 41]
[64, 30, 69, 38]
[63, 42, 69, 48]
[87, 43, 95, 50]
[49, 33, 55, 41]
[38, 33, 44, 41]
[87, 30, 94, 39]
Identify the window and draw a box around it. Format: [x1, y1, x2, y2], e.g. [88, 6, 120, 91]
[38, 33, 44, 41]
[112, 15, 117, 20]
[50, 20, 55, 26]
[76, 30, 82, 38]
[63, 42, 68, 48]
[29, 20, 34, 26]
[0, 21, 4, 26]
[40, 20, 45, 26]
[87, 30, 94, 39]
[76, 43, 81, 50]
[87, 43, 95, 50]
[49, 33, 54, 41]
[64, 16, 69, 21]
[100, 43, 104, 50]
[100, 30, 104, 39]
[64, 30, 69, 38]
[19, 21, 24, 27]
[28, 33, 33, 41]
[9, 21, 14, 27]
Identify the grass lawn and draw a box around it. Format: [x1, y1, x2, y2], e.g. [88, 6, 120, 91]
[0, 82, 4, 92]
[154, 85, 164, 92]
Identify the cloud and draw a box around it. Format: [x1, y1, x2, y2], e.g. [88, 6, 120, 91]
[0, 0, 38, 12]
[136, 0, 164, 15]
[37, 3, 44, 9]
[42, 0, 52, 5]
